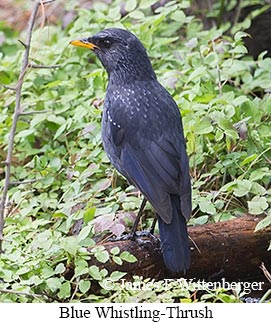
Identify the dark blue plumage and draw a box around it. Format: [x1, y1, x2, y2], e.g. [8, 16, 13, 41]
[71, 28, 192, 273]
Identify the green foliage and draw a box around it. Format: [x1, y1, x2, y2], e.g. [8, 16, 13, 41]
[0, 0, 270, 302]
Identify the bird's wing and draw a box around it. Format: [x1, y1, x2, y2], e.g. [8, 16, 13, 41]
[104, 82, 191, 223]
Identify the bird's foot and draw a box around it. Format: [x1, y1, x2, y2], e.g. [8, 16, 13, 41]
[132, 230, 158, 240]
[108, 230, 159, 246]
[107, 233, 133, 242]
[132, 230, 160, 247]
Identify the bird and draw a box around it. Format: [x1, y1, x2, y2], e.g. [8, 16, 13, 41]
[70, 28, 191, 273]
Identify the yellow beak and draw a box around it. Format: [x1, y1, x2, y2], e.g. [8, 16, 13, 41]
[69, 39, 99, 50]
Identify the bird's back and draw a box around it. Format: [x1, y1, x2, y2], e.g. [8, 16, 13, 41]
[102, 79, 191, 223]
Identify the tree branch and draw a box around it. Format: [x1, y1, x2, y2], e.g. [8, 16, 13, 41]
[0, 0, 51, 252]
[76, 216, 271, 283]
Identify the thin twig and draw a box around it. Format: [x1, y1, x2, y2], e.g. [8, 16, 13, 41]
[20, 109, 51, 115]
[9, 179, 38, 186]
[0, 288, 59, 302]
[233, 0, 242, 26]
[41, 0, 56, 4]
[217, 0, 225, 28]
[260, 262, 271, 285]
[70, 277, 80, 301]
[1, 84, 16, 91]
[189, 235, 201, 254]
[211, 39, 223, 95]
[28, 63, 61, 69]
[0, 0, 42, 253]
[18, 39, 27, 48]
[0, 288, 45, 301]
[40, 0, 46, 29]
[260, 289, 271, 303]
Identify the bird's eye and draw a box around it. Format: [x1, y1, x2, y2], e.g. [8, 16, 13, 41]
[102, 38, 111, 48]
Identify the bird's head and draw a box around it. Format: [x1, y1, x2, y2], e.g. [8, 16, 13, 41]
[70, 28, 156, 84]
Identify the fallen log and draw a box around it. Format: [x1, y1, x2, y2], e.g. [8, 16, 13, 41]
[85, 216, 271, 282]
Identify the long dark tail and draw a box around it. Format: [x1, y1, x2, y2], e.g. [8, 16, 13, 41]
[158, 195, 190, 273]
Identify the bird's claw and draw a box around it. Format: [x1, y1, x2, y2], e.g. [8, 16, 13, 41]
[132, 230, 158, 240]
[108, 230, 159, 246]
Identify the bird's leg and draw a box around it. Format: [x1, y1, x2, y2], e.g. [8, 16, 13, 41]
[130, 197, 147, 238]
[129, 212, 159, 247]
[132, 214, 158, 240]
[107, 198, 159, 245]
[149, 215, 157, 235]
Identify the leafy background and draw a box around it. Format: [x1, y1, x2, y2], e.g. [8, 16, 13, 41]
[0, 0, 270, 302]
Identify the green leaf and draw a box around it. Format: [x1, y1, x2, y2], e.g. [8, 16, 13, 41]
[89, 265, 102, 280]
[79, 280, 91, 294]
[120, 251, 137, 263]
[193, 215, 209, 225]
[100, 268, 108, 278]
[234, 31, 249, 42]
[250, 168, 270, 182]
[204, 52, 218, 66]
[53, 122, 67, 139]
[231, 45, 248, 54]
[125, 0, 137, 12]
[61, 236, 78, 255]
[95, 250, 110, 263]
[92, 179, 111, 193]
[47, 115, 66, 125]
[41, 266, 55, 279]
[240, 154, 257, 166]
[255, 214, 271, 231]
[46, 278, 62, 292]
[55, 263, 66, 274]
[0, 71, 11, 84]
[215, 130, 224, 141]
[16, 128, 35, 138]
[31, 113, 47, 127]
[84, 207, 96, 223]
[109, 271, 126, 281]
[112, 256, 123, 265]
[198, 200, 216, 215]
[194, 118, 213, 134]
[58, 281, 71, 299]
[77, 225, 92, 242]
[170, 10, 186, 25]
[5, 250, 21, 262]
[139, 0, 157, 9]
[250, 182, 266, 195]
[107, 6, 121, 21]
[129, 10, 145, 19]
[75, 259, 89, 277]
[233, 180, 252, 197]
[28, 275, 43, 286]
[218, 118, 235, 132]
[52, 212, 66, 219]
[110, 246, 120, 255]
[232, 96, 249, 106]
[248, 196, 269, 215]
[45, 80, 62, 88]
[50, 157, 62, 171]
